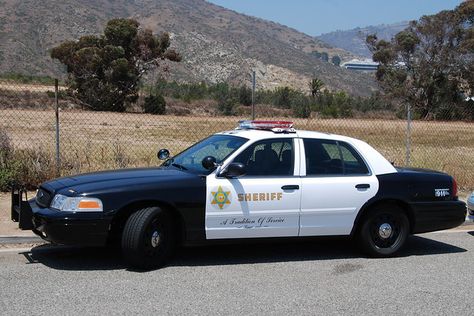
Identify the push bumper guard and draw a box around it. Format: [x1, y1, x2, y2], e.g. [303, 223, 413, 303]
[11, 186, 34, 230]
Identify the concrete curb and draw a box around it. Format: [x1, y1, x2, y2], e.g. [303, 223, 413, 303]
[0, 236, 43, 244]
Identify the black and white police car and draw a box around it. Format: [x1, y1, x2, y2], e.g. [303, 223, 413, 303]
[12, 121, 466, 269]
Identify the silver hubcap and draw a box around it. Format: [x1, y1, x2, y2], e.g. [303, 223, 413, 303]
[151, 231, 160, 248]
[378, 223, 392, 239]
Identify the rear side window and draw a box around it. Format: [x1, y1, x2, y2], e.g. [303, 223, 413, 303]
[339, 142, 370, 175]
[303, 139, 369, 176]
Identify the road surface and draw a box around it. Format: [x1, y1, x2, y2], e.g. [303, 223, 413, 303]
[0, 230, 472, 315]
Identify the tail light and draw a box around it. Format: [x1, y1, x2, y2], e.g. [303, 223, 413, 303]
[452, 178, 458, 198]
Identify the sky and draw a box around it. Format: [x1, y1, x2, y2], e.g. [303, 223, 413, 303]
[207, 0, 464, 36]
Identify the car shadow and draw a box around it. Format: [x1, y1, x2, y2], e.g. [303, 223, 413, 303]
[20, 234, 467, 272]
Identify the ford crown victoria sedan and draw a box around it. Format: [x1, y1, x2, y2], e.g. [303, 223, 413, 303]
[12, 121, 466, 269]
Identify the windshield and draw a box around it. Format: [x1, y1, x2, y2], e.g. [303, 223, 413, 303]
[162, 134, 248, 174]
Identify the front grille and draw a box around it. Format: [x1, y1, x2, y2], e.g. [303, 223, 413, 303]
[36, 188, 52, 208]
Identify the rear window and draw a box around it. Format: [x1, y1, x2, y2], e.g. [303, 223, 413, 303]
[303, 139, 369, 176]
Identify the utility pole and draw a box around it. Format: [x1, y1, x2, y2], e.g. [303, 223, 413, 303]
[54, 79, 61, 177]
[406, 103, 412, 167]
[251, 70, 256, 120]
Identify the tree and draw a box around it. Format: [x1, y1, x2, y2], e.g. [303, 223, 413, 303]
[321, 52, 329, 62]
[51, 18, 181, 112]
[311, 50, 322, 58]
[143, 94, 166, 115]
[331, 55, 341, 66]
[367, 1, 474, 120]
[309, 77, 324, 98]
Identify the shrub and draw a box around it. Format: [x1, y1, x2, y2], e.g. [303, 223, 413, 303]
[217, 97, 237, 116]
[143, 94, 166, 115]
[0, 130, 56, 191]
[238, 86, 252, 106]
[291, 95, 311, 118]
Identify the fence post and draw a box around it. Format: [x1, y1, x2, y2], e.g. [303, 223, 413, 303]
[251, 70, 256, 120]
[405, 103, 412, 167]
[54, 79, 61, 176]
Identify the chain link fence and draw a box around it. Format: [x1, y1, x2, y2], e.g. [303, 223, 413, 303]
[1, 78, 473, 192]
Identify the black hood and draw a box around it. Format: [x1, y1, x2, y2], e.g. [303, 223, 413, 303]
[40, 167, 199, 196]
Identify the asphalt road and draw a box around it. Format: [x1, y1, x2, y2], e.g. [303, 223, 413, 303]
[0, 230, 473, 315]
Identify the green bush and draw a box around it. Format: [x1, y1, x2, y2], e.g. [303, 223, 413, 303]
[217, 97, 237, 116]
[238, 86, 252, 106]
[0, 130, 57, 191]
[143, 94, 166, 115]
[291, 95, 311, 118]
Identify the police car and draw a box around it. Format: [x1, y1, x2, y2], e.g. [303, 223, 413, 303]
[12, 121, 466, 269]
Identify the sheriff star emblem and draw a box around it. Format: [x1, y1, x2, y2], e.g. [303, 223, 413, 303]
[211, 186, 231, 210]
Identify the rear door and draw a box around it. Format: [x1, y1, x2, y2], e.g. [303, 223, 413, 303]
[205, 137, 302, 239]
[299, 138, 378, 236]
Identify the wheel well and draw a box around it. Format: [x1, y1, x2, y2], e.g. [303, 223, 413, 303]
[108, 200, 185, 245]
[351, 199, 415, 236]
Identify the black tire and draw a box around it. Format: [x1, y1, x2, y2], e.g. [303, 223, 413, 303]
[358, 205, 409, 257]
[122, 206, 175, 270]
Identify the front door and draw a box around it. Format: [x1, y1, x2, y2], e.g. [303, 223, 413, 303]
[205, 138, 302, 239]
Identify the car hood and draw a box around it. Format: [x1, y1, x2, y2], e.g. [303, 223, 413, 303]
[40, 167, 198, 195]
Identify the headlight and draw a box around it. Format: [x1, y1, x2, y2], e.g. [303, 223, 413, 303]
[50, 194, 103, 212]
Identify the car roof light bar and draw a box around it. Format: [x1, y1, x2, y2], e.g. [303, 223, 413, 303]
[237, 120, 296, 133]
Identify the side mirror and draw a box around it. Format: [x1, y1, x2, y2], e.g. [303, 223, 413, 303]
[157, 149, 170, 160]
[202, 156, 217, 170]
[222, 162, 246, 178]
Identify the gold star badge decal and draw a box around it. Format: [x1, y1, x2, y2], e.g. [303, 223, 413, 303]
[211, 186, 231, 209]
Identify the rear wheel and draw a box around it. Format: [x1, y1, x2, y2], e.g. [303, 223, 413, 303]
[122, 207, 175, 270]
[358, 205, 409, 257]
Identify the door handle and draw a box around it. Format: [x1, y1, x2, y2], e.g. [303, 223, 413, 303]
[281, 185, 299, 190]
[355, 184, 370, 189]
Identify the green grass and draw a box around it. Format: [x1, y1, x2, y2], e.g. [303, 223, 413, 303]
[0, 72, 57, 85]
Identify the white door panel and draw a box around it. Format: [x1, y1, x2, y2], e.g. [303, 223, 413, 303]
[205, 176, 301, 239]
[299, 175, 378, 236]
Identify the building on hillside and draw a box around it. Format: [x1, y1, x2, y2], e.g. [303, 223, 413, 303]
[341, 59, 379, 72]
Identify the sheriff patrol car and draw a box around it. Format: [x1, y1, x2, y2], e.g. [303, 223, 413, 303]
[12, 121, 466, 269]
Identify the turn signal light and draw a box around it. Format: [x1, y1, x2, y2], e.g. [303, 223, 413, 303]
[78, 200, 101, 209]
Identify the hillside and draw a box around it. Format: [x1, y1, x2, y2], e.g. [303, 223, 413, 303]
[317, 22, 409, 58]
[0, 0, 377, 95]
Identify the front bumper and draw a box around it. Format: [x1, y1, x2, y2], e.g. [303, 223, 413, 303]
[411, 200, 467, 233]
[467, 196, 474, 222]
[11, 189, 112, 246]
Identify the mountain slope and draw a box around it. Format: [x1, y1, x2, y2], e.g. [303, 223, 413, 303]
[317, 22, 409, 58]
[0, 0, 377, 95]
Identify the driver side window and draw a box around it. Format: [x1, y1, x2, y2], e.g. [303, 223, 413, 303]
[233, 138, 294, 176]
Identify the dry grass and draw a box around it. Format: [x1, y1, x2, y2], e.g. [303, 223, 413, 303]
[1, 109, 473, 190]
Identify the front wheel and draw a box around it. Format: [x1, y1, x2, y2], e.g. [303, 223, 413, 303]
[358, 206, 409, 257]
[122, 207, 175, 270]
